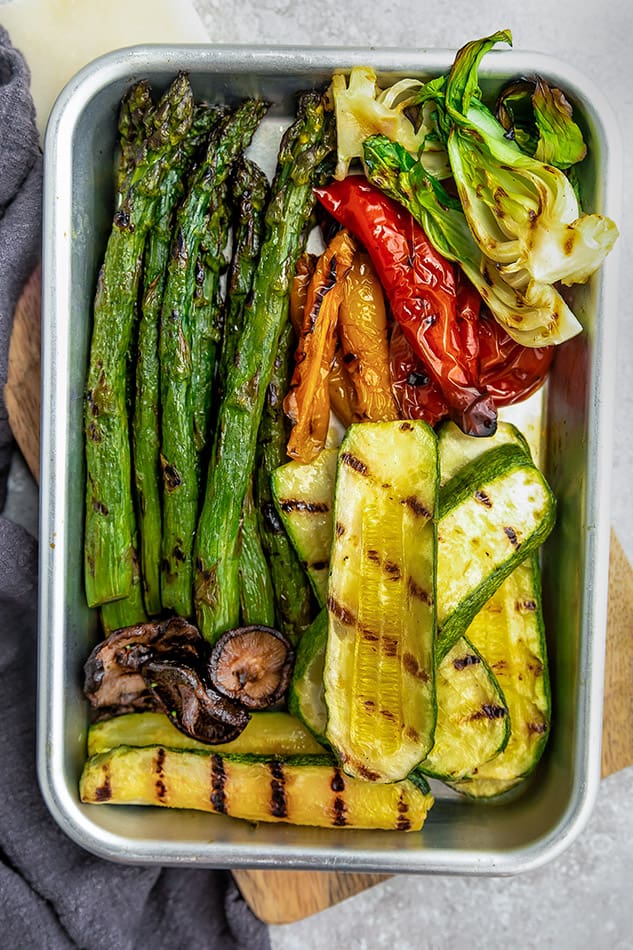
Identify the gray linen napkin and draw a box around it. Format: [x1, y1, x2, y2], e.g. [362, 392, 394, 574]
[0, 26, 270, 950]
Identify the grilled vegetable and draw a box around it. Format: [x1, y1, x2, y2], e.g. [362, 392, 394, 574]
[256, 320, 315, 642]
[450, 556, 550, 798]
[84, 73, 194, 611]
[80, 746, 434, 830]
[288, 609, 329, 744]
[141, 657, 251, 744]
[438, 419, 532, 486]
[83, 616, 204, 719]
[315, 177, 497, 437]
[289, 606, 508, 782]
[271, 447, 338, 604]
[194, 90, 334, 642]
[133, 103, 220, 617]
[324, 420, 438, 783]
[436, 31, 618, 288]
[159, 98, 269, 618]
[87, 710, 325, 757]
[209, 625, 294, 710]
[284, 228, 357, 463]
[238, 483, 276, 627]
[418, 636, 508, 781]
[338, 249, 399, 422]
[437, 443, 556, 654]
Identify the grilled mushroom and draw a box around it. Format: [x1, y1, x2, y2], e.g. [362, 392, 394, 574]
[83, 621, 163, 719]
[208, 625, 294, 710]
[141, 659, 250, 744]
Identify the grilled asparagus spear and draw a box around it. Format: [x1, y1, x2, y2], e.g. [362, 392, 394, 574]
[84, 73, 194, 611]
[194, 91, 334, 642]
[159, 99, 269, 619]
[256, 320, 315, 642]
[133, 104, 220, 617]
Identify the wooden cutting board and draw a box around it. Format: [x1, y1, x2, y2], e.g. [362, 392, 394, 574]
[6, 267, 633, 925]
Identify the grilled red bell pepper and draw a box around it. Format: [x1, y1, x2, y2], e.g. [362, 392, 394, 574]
[315, 177, 497, 437]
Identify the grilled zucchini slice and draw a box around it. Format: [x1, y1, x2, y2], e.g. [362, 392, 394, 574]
[288, 609, 329, 744]
[87, 710, 325, 757]
[449, 554, 551, 798]
[418, 635, 509, 781]
[438, 419, 532, 486]
[80, 746, 434, 830]
[289, 610, 509, 783]
[324, 421, 438, 783]
[437, 444, 555, 655]
[271, 447, 337, 604]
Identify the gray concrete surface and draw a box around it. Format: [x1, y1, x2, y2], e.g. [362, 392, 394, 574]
[5, 1, 632, 946]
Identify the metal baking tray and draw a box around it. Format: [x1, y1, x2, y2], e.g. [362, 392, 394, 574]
[38, 44, 622, 874]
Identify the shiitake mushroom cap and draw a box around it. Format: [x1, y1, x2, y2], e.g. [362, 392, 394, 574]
[208, 625, 295, 710]
[141, 658, 250, 744]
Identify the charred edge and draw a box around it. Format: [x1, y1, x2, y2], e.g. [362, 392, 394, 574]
[471, 704, 507, 721]
[402, 652, 430, 682]
[306, 255, 338, 333]
[335, 521, 345, 537]
[399, 422, 414, 431]
[162, 461, 183, 491]
[504, 525, 520, 548]
[453, 653, 481, 671]
[528, 720, 548, 734]
[402, 496, 432, 519]
[332, 796, 347, 826]
[210, 754, 227, 814]
[94, 763, 112, 802]
[86, 422, 103, 443]
[518, 598, 537, 612]
[327, 596, 356, 627]
[173, 227, 186, 260]
[269, 761, 288, 819]
[340, 452, 368, 475]
[406, 370, 429, 387]
[383, 560, 401, 580]
[396, 793, 411, 830]
[382, 636, 399, 658]
[331, 767, 346, 793]
[155, 747, 167, 802]
[474, 490, 492, 507]
[113, 209, 132, 231]
[279, 498, 330, 514]
[408, 577, 432, 606]
[310, 560, 329, 571]
[355, 763, 381, 782]
[262, 501, 284, 534]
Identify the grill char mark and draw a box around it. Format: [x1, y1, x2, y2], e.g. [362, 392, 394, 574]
[155, 747, 167, 802]
[210, 754, 227, 814]
[269, 761, 288, 819]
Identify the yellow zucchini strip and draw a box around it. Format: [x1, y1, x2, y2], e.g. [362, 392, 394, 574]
[80, 747, 434, 831]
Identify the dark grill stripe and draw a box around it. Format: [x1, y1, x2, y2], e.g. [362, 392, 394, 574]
[210, 754, 227, 814]
[269, 761, 288, 819]
[279, 498, 330, 514]
[155, 747, 167, 802]
[94, 763, 112, 802]
[340, 452, 368, 475]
